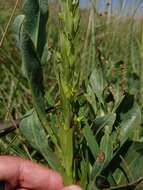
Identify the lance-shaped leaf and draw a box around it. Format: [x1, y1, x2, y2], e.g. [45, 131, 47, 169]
[113, 142, 143, 188]
[20, 31, 45, 115]
[20, 109, 60, 171]
[23, 0, 48, 57]
[89, 67, 105, 106]
[90, 114, 116, 187]
[13, 14, 25, 48]
[83, 124, 99, 159]
[119, 103, 141, 142]
[93, 113, 116, 135]
[20, 0, 58, 146]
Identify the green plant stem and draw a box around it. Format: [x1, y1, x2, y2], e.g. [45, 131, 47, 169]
[58, 0, 80, 185]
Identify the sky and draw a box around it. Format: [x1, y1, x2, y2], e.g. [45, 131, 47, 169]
[80, 0, 89, 8]
[80, 0, 143, 17]
[80, 0, 87, 6]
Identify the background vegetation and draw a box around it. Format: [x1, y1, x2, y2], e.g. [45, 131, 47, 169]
[1, 0, 143, 189]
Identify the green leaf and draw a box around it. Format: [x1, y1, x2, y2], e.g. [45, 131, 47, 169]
[117, 102, 141, 143]
[100, 126, 113, 165]
[90, 135, 112, 182]
[85, 85, 97, 115]
[20, 109, 60, 171]
[90, 114, 116, 188]
[20, 0, 57, 143]
[23, 0, 48, 57]
[94, 113, 116, 135]
[130, 38, 141, 75]
[113, 142, 143, 186]
[83, 124, 99, 159]
[89, 67, 105, 106]
[41, 43, 51, 65]
[13, 14, 25, 48]
[79, 157, 90, 190]
[20, 31, 45, 115]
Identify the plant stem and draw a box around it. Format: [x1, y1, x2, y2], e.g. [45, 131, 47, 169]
[0, 0, 19, 48]
[58, 0, 80, 185]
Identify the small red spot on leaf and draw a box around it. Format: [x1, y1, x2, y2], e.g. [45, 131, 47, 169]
[96, 151, 105, 163]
